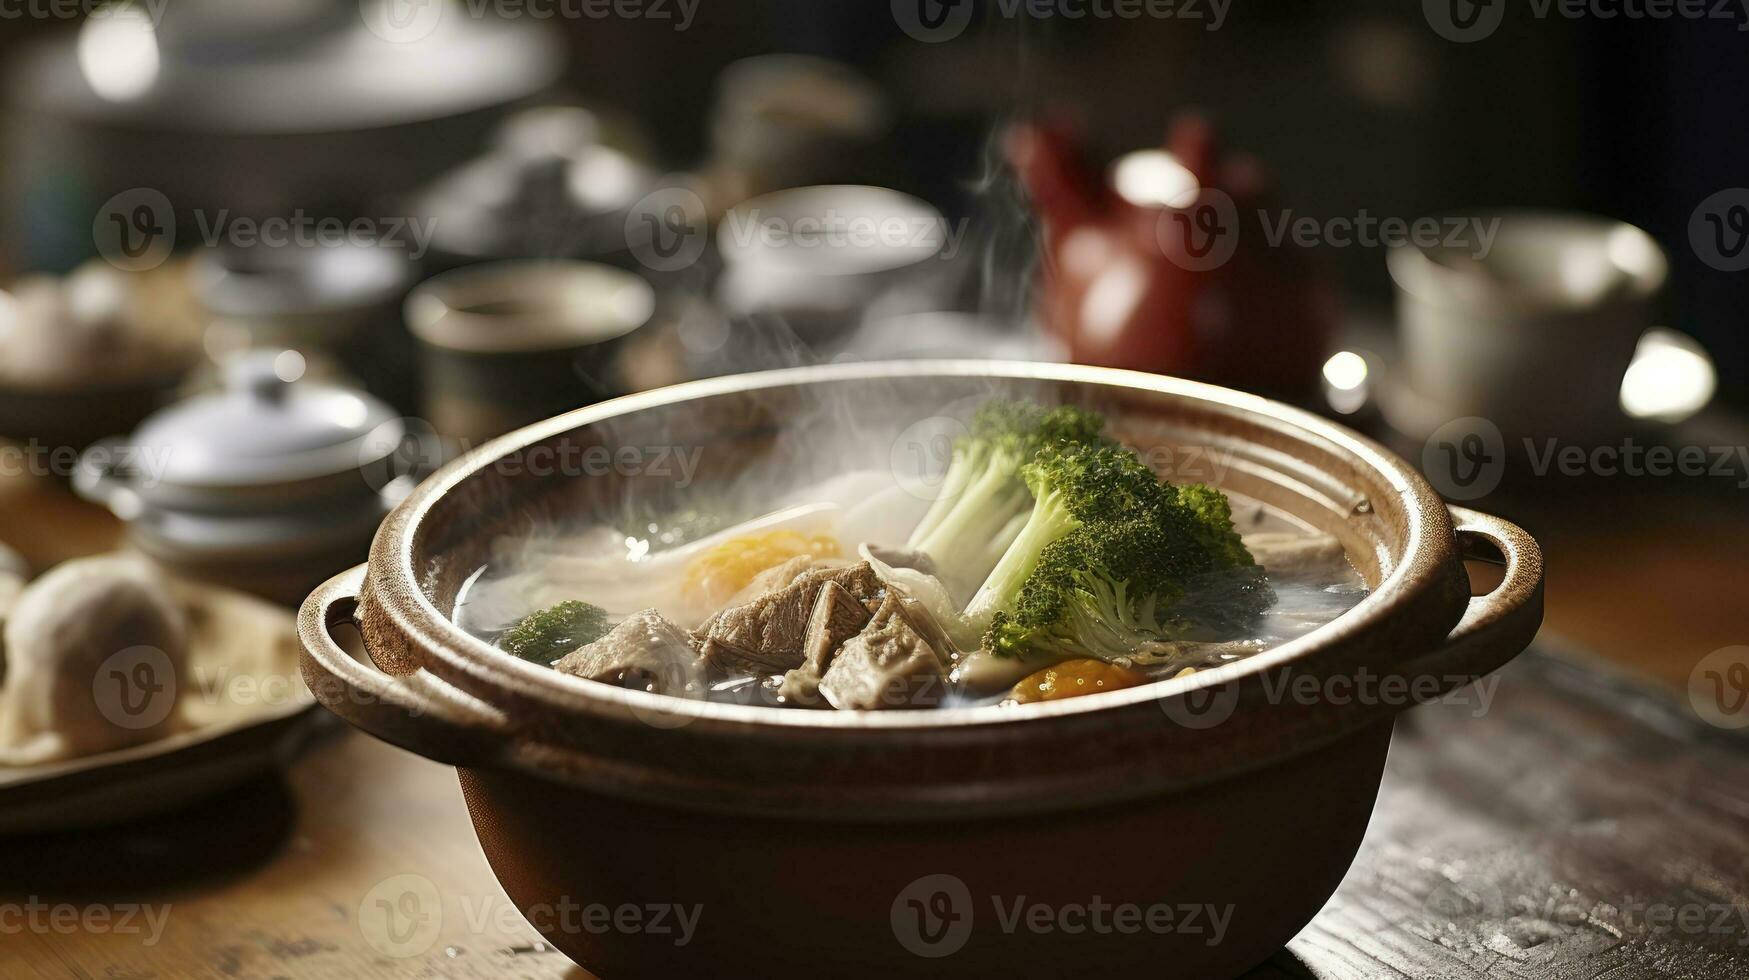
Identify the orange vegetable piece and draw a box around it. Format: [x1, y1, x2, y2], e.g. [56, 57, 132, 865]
[1010, 658, 1148, 704]
[683, 530, 840, 608]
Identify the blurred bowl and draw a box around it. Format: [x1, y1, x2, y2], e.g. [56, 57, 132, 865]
[406, 261, 656, 446]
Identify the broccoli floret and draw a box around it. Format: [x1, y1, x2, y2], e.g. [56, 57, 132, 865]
[964, 441, 1171, 620]
[907, 401, 1107, 598]
[500, 600, 610, 665]
[969, 443, 1273, 659]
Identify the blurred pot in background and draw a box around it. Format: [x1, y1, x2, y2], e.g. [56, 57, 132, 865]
[73, 351, 431, 606]
[408, 106, 660, 275]
[699, 55, 892, 213]
[192, 242, 420, 412]
[1009, 113, 1338, 402]
[3, 0, 562, 271]
[406, 260, 656, 446]
[0, 262, 200, 454]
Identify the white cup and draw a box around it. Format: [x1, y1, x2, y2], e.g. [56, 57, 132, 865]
[1387, 210, 1667, 440]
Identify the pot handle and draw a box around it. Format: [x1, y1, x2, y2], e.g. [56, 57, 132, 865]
[1398, 505, 1545, 685]
[298, 565, 513, 767]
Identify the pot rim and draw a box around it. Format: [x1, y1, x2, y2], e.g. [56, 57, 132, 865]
[364, 359, 1458, 733]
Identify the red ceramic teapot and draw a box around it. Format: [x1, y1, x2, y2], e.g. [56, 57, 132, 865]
[1008, 113, 1337, 401]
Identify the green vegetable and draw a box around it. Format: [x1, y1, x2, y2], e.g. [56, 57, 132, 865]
[907, 400, 1108, 598]
[500, 600, 610, 665]
[967, 442, 1272, 659]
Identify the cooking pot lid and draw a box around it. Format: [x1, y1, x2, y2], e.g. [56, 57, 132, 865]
[132, 351, 399, 487]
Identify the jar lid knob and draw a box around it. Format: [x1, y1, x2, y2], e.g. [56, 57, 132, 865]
[226, 349, 300, 405]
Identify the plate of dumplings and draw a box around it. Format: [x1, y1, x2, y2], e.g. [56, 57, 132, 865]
[0, 550, 324, 833]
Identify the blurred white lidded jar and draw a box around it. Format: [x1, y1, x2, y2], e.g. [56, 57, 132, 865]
[73, 351, 435, 606]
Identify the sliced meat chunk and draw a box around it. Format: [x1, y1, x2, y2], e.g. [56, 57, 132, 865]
[777, 581, 872, 707]
[555, 608, 705, 698]
[725, 555, 849, 608]
[818, 593, 948, 710]
[697, 561, 885, 675]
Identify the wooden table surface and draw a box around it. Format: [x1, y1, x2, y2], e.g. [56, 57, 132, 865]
[1, 457, 1746, 979]
[1, 646, 1744, 979]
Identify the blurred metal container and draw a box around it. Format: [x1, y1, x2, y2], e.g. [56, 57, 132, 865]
[4, 0, 563, 270]
[409, 106, 660, 274]
[703, 55, 891, 207]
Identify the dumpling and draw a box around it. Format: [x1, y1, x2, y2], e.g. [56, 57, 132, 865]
[0, 555, 189, 764]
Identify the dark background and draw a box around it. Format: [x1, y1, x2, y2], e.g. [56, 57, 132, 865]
[2, 0, 1743, 401]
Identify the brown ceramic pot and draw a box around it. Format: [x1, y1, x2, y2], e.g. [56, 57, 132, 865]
[298, 362, 1543, 979]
